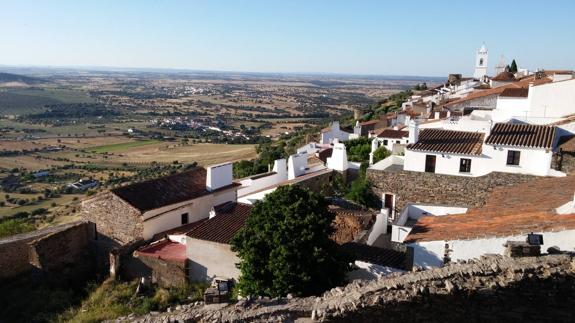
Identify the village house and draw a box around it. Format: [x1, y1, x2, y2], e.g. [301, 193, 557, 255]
[369, 128, 409, 155]
[402, 121, 562, 177]
[82, 163, 240, 244]
[404, 175, 575, 268]
[320, 121, 357, 144]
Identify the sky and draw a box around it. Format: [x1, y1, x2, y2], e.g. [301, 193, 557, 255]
[1, 0, 574, 77]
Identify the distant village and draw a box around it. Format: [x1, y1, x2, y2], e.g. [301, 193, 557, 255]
[2, 44, 575, 320]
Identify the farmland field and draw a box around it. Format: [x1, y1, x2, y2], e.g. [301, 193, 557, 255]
[87, 139, 161, 153]
[0, 88, 94, 115]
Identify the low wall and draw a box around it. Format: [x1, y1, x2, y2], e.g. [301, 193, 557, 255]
[121, 254, 575, 322]
[367, 169, 537, 212]
[136, 255, 187, 288]
[0, 221, 96, 283]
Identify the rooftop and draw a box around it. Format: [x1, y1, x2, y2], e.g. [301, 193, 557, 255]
[499, 88, 529, 98]
[491, 71, 516, 82]
[111, 168, 240, 212]
[186, 202, 253, 244]
[485, 123, 556, 149]
[136, 239, 187, 262]
[375, 129, 409, 139]
[405, 175, 575, 243]
[407, 128, 484, 155]
[339, 242, 407, 269]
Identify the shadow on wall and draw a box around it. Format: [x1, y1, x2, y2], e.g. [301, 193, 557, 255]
[332, 274, 575, 322]
[409, 243, 444, 269]
[188, 260, 209, 282]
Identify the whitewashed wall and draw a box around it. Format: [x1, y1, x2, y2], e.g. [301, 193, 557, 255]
[186, 238, 241, 281]
[411, 229, 575, 269]
[528, 79, 575, 119]
[142, 189, 237, 240]
[493, 96, 530, 122]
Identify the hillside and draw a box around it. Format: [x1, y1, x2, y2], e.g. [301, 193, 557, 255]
[0, 72, 45, 85]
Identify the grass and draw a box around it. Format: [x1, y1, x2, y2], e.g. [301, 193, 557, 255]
[0, 193, 83, 219]
[0, 218, 35, 238]
[87, 140, 162, 153]
[0, 88, 94, 115]
[55, 279, 208, 323]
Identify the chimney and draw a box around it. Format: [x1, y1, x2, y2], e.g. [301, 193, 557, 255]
[434, 111, 440, 119]
[408, 119, 419, 144]
[272, 158, 287, 180]
[326, 142, 349, 171]
[206, 162, 233, 191]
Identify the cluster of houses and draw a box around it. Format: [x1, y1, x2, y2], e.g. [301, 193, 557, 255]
[82, 44, 575, 290]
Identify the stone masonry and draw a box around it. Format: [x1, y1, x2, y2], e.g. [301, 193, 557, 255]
[367, 169, 537, 212]
[115, 254, 575, 322]
[82, 192, 144, 245]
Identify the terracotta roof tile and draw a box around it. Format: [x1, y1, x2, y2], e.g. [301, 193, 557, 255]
[492, 71, 516, 82]
[152, 218, 208, 240]
[499, 88, 529, 98]
[407, 129, 484, 155]
[485, 123, 556, 149]
[376, 129, 409, 139]
[405, 175, 575, 243]
[136, 239, 187, 262]
[186, 202, 253, 244]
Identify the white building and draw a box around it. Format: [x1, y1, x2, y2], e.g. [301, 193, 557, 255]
[321, 121, 357, 144]
[370, 129, 410, 154]
[405, 175, 575, 268]
[403, 121, 562, 177]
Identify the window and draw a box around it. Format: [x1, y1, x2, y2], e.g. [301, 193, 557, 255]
[479, 58, 484, 66]
[459, 158, 471, 173]
[181, 213, 189, 225]
[396, 140, 400, 144]
[507, 150, 521, 166]
[383, 140, 388, 145]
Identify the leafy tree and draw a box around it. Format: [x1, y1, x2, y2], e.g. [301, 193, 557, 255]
[345, 137, 372, 162]
[372, 146, 391, 164]
[231, 186, 349, 297]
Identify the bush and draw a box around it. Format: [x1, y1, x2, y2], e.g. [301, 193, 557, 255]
[0, 219, 35, 238]
[372, 146, 391, 164]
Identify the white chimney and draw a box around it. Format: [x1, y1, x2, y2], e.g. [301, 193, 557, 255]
[326, 142, 349, 172]
[287, 153, 308, 180]
[408, 119, 420, 144]
[272, 158, 288, 180]
[206, 162, 233, 191]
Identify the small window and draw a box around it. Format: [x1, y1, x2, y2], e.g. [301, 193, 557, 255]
[459, 158, 471, 173]
[383, 140, 388, 145]
[507, 150, 521, 166]
[396, 140, 400, 144]
[479, 58, 484, 66]
[181, 213, 189, 225]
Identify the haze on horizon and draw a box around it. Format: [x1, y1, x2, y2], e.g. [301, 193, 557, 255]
[1, 0, 574, 77]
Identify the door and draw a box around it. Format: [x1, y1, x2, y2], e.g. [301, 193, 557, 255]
[425, 155, 436, 173]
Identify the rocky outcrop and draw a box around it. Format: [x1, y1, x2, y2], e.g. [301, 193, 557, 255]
[116, 254, 575, 322]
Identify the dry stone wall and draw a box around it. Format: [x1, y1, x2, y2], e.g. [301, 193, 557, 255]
[367, 169, 537, 212]
[117, 254, 575, 323]
[82, 192, 144, 244]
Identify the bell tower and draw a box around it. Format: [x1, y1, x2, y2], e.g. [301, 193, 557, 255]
[473, 43, 488, 80]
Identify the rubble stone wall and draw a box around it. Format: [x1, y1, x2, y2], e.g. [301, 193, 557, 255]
[120, 254, 575, 323]
[82, 192, 144, 244]
[135, 255, 187, 288]
[0, 221, 96, 282]
[367, 169, 537, 212]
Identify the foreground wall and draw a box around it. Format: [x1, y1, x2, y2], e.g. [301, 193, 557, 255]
[367, 169, 537, 212]
[0, 221, 96, 283]
[186, 238, 241, 282]
[125, 254, 575, 322]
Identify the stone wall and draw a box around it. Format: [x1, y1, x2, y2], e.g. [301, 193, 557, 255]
[367, 169, 537, 212]
[119, 254, 575, 322]
[294, 170, 334, 194]
[555, 152, 575, 175]
[82, 192, 144, 245]
[0, 221, 96, 283]
[135, 255, 187, 288]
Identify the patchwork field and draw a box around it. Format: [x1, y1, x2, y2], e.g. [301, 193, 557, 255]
[87, 139, 162, 153]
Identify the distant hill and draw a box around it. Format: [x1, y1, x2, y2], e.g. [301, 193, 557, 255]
[0, 72, 45, 85]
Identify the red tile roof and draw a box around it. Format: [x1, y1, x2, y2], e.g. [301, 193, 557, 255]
[111, 168, 240, 212]
[485, 123, 556, 149]
[152, 218, 208, 241]
[375, 129, 409, 139]
[186, 202, 253, 244]
[499, 88, 529, 98]
[405, 175, 575, 243]
[491, 71, 516, 82]
[407, 129, 484, 155]
[136, 239, 187, 262]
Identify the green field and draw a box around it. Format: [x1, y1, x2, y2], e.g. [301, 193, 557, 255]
[0, 88, 94, 115]
[87, 140, 162, 153]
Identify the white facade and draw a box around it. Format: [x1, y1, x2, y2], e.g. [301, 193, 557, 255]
[186, 238, 241, 281]
[141, 189, 237, 240]
[320, 121, 352, 144]
[410, 229, 575, 269]
[287, 152, 308, 180]
[404, 144, 558, 177]
[206, 163, 233, 191]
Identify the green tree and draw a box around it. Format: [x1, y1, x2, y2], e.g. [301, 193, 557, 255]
[231, 186, 349, 297]
[372, 146, 391, 164]
[509, 59, 518, 73]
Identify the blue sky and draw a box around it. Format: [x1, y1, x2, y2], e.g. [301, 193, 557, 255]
[1, 0, 574, 76]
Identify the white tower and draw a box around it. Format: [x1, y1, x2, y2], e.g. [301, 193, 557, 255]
[494, 55, 506, 76]
[473, 43, 488, 80]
